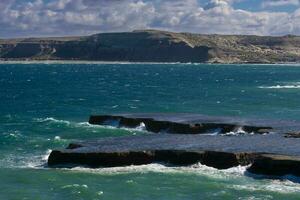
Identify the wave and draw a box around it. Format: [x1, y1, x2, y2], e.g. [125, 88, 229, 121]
[41, 149, 52, 162]
[228, 179, 300, 194]
[75, 121, 147, 133]
[0, 149, 52, 169]
[2, 130, 24, 139]
[224, 127, 255, 136]
[61, 184, 88, 189]
[35, 117, 71, 125]
[50, 163, 300, 193]
[35, 117, 105, 129]
[203, 127, 259, 136]
[34, 117, 149, 135]
[259, 84, 300, 89]
[54, 136, 61, 140]
[55, 162, 247, 177]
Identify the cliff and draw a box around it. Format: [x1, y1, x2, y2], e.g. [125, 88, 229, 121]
[1, 30, 300, 63]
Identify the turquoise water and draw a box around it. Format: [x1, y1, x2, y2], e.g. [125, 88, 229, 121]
[1, 62, 300, 199]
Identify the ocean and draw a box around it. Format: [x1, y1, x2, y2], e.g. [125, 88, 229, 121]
[1, 62, 300, 199]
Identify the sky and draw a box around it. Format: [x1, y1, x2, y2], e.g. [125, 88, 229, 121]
[1, 0, 300, 38]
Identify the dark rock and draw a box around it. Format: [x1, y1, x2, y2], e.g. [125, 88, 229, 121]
[89, 115, 273, 134]
[248, 154, 300, 176]
[48, 149, 257, 169]
[48, 114, 300, 177]
[48, 150, 154, 167]
[48, 145, 300, 177]
[47, 131, 300, 176]
[67, 143, 84, 149]
[284, 132, 300, 138]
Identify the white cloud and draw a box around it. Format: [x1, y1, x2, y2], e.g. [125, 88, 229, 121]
[204, 0, 231, 10]
[0, 0, 300, 38]
[262, 0, 300, 8]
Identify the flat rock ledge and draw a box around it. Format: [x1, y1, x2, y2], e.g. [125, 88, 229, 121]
[48, 147, 300, 177]
[88, 114, 273, 134]
[48, 114, 300, 177]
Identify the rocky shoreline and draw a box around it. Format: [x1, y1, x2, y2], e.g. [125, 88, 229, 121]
[48, 114, 300, 177]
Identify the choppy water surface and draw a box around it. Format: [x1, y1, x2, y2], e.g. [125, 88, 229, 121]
[1, 62, 300, 199]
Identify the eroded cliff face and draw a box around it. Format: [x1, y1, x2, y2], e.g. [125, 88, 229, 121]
[1, 30, 300, 63]
[53, 32, 210, 62]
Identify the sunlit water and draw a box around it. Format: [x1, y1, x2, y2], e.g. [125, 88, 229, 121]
[1, 62, 300, 199]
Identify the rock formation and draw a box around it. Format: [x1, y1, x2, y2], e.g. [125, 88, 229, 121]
[2, 30, 300, 63]
[48, 114, 300, 177]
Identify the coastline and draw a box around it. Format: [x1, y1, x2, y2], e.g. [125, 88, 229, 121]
[1, 30, 300, 65]
[1, 59, 300, 66]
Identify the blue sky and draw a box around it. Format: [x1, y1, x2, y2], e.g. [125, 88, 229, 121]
[210, 0, 299, 12]
[1, 0, 300, 38]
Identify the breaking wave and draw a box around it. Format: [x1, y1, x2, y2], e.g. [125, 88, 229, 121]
[228, 179, 300, 194]
[35, 117, 71, 125]
[6, 147, 300, 194]
[50, 162, 249, 176]
[224, 127, 257, 136]
[34, 117, 265, 136]
[259, 83, 300, 89]
[34, 117, 149, 133]
[49, 163, 300, 193]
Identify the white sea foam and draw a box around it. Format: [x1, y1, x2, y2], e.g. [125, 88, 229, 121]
[75, 121, 148, 133]
[3, 130, 23, 139]
[203, 127, 255, 136]
[135, 122, 146, 131]
[1, 149, 52, 169]
[63, 163, 300, 193]
[54, 136, 61, 140]
[259, 83, 300, 89]
[225, 127, 252, 136]
[42, 149, 52, 161]
[22, 149, 53, 168]
[229, 179, 300, 194]
[35, 117, 111, 129]
[64, 162, 247, 177]
[35, 117, 71, 125]
[75, 122, 103, 128]
[74, 120, 149, 133]
[61, 184, 88, 189]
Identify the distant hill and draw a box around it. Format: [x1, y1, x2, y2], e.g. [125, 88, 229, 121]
[1, 30, 300, 63]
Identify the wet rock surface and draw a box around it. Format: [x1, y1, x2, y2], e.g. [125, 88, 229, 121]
[247, 154, 300, 176]
[49, 114, 300, 177]
[284, 132, 300, 138]
[88, 114, 273, 134]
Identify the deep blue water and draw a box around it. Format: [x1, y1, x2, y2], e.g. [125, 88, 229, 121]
[1, 62, 300, 199]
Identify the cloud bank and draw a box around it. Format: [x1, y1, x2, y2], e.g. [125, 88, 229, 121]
[0, 0, 300, 38]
